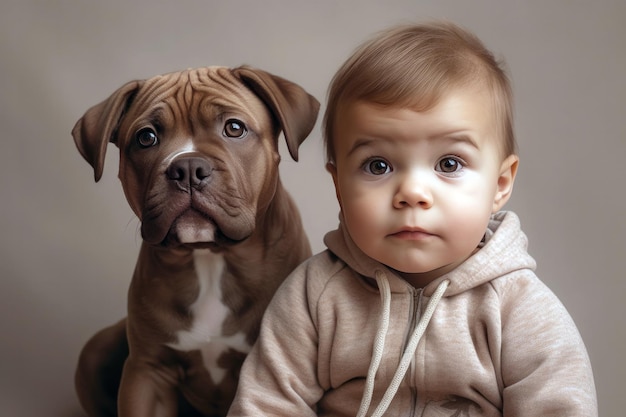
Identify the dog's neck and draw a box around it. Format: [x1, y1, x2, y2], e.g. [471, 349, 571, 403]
[255, 181, 307, 243]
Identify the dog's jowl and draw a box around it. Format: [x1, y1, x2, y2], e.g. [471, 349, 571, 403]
[72, 66, 319, 417]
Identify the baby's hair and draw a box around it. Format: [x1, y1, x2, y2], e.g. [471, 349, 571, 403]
[323, 21, 516, 163]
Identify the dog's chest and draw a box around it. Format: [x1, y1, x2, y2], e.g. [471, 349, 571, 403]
[167, 249, 250, 384]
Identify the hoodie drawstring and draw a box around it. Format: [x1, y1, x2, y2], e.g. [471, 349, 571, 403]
[357, 272, 391, 417]
[357, 274, 450, 417]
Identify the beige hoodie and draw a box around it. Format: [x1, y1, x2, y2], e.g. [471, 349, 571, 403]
[228, 211, 597, 416]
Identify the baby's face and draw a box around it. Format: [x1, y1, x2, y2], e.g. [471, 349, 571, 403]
[328, 87, 517, 285]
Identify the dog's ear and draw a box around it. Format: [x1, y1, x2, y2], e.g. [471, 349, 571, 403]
[233, 66, 320, 161]
[72, 80, 141, 182]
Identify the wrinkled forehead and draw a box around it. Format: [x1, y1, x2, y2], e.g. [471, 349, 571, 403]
[122, 67, 269, 131]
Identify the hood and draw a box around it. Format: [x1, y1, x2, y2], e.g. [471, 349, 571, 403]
[323, 210, 536, 297]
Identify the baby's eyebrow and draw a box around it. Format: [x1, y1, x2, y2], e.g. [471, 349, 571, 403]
[345, 131, 480, 158]
[346, 137, 377, 157]
[435, 133, 480, 149]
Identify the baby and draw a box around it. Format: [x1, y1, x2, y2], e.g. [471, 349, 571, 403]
[228, 21, 597, 416]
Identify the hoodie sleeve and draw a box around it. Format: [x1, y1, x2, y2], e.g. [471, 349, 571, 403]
[227, 258, 324, 416]
[498, 273, 598, 416]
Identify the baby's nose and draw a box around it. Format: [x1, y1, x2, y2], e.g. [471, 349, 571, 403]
[393, 173, 433, 209]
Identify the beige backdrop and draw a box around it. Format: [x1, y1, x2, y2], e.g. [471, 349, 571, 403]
[1, 1, 624, 416]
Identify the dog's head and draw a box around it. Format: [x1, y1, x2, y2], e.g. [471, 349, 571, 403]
[72, 66, 319, 248]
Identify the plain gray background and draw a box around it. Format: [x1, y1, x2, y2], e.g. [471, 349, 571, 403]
[1, 1, 624, 415]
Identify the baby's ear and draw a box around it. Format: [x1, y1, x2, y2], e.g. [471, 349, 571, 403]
[326, 162, 343, 210]
[493, 155, 519, 212]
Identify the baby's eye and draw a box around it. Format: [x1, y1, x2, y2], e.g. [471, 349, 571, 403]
[436, 157, 463, 173]
[363, 158, 392, 175]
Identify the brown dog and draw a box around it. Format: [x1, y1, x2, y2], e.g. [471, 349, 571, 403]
[72, 66, 319, 416]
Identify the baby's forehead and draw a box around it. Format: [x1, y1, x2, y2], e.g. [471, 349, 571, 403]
[336, 93, 506, 152]
[339, 85, 495, 121]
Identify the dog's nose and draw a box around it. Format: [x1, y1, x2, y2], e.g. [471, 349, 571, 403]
[167, 157, 211, 190]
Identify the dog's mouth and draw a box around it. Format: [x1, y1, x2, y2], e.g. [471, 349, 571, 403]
[139, 168, 257, 248]
[146, 206, 253, 249]
[158, 209, 224, 249]
[170, 209, 218, 245]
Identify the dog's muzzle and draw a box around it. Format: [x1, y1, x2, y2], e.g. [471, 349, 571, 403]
[138, 153, 256, 248]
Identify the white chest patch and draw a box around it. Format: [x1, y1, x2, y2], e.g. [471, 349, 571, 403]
[166, 249, 251, 384]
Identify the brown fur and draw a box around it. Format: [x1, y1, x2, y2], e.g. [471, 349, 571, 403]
[72, 66, 318, 416]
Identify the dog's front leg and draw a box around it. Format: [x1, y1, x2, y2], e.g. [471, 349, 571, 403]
[75, 319, 128, 417]
[117, 357, 179, 417]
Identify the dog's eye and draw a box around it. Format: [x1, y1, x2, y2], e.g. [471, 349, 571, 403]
[136, 128, 159, 148]
[223, 119, 247, 138]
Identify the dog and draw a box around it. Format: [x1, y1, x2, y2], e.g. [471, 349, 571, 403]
[72, 66, 319, 417]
